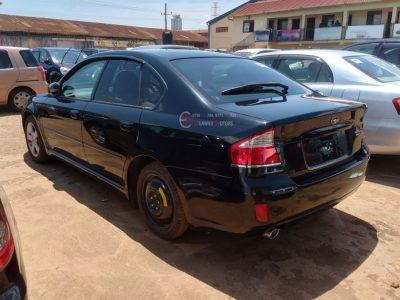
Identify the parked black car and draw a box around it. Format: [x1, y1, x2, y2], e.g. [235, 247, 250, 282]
[343, 39, 400, 67]
[31, 47, 83, 83]
[22, 50, 369, 239]
[0, 187, 27, 299]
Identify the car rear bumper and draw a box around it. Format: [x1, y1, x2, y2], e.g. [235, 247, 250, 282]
[175, 147, 369, 234]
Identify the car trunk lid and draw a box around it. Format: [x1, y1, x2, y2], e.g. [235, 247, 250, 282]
[216, 95, 367, 178]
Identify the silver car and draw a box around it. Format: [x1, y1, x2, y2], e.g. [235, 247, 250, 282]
[252, 50, 400, 155]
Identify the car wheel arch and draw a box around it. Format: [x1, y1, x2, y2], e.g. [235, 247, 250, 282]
[126, 154, 162, 202]
[8, 86, 36, 102]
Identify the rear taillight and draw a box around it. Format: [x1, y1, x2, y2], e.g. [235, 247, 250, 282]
[230, 129, 282, 168]
[393, 98, 400, 115]
[255, 203, 268, 223]
[0, 209, 14, 270]
[37, 66, 46, 82]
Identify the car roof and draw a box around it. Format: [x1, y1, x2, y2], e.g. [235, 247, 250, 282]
[252, 49, 367, 60]
[127, 45, 199, 50]
[0, 46, 29, 51]
[33, 47, 79, 50]
[343, 38, 400, 47]
[91, 49, 241, 62]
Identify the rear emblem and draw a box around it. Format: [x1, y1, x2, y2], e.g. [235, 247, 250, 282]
[331, 116, 339, 125]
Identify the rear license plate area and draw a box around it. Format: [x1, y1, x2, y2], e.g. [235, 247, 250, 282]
[303, 130, 351, 169]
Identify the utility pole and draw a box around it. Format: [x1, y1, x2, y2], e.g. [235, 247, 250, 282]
[161, 3, 173, 31]
[211, 2, 219, 18]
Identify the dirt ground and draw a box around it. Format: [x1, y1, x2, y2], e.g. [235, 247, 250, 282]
[0, 108, 399, 300]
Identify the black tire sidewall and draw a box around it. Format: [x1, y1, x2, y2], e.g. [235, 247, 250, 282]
[137, 162, 188, 239]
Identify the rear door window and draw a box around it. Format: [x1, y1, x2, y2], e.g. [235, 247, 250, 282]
[380, 44, 400, 66]
[0, 51, 13, 69]
[277, 57, 333, 83]
[345, 43, 379, 55]
[20, 50, 39, 67]
[94, 59, 142, 106]
[140, 65, 165, 109]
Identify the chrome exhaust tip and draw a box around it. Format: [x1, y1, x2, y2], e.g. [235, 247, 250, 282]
[263, 228, 280, 239]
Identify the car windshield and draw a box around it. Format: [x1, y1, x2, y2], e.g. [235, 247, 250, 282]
[344, 55, 400, 83]
[48, 49, 82, 64]
[171, 57, 309, 104]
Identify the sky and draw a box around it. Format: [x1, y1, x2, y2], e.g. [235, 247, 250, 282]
[0, 0, 245, 30]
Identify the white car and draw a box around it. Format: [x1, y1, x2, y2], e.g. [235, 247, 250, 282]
[252, 49, 400, 155]
[234, 48, 279, 58]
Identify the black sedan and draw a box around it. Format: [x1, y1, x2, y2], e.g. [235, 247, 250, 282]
[0, 187, 27, 299]
[22, 50, 369, 239]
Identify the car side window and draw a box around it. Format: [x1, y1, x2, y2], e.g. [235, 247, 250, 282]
[346, 43, 379, 55]
[254, 57, 275, 67]
[39, 50, 50, 64]
[94, 60, 142, 106]
[31, 50, 40, 62]
[62, 60, 107, 100]
[277, 57, 333, 83]
[381, 44, 400, 66]
[140, 65, 164, 109]
[0, 51, 13, 69]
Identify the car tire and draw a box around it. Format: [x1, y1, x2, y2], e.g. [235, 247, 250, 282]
[24, 115, 49, 163]
[137, 162, 188, 239]
[8, 88, 34, 112]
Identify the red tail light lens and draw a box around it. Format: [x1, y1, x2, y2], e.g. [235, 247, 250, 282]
[0, 209, 14, 270]
[393, 98, 400, 115]
[37, 66, 46, 82]
[255, 203, 268, 222]
[230, 129, 281, 167]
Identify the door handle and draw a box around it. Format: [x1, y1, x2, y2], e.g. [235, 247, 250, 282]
[120, 121, 134, 132]
[70, 110, 81, 120]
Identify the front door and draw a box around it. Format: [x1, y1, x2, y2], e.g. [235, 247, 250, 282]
[39, 60, 107, 162]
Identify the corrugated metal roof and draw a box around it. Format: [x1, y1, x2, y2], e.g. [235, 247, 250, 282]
[0, 14, 208, 43]
[231, 0, 371, 16]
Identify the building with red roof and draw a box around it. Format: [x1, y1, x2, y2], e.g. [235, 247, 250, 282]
[208, 0, 400, 50]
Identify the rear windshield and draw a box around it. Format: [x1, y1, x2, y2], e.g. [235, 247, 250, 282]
[171, 57, 309, 104]
[20, 50, 39, 67]
[344, 55, 400, 83]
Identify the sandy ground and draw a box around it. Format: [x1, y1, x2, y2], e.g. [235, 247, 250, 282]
[0, 108, 399, 300]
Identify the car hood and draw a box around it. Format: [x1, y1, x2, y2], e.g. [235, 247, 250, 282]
[215, 94, 365, 126]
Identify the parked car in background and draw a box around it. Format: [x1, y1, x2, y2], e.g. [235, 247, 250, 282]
[234, 48, 279, 58]
[252, 49, 400, 154]
[0, 186, 27, 299]
[0, 46, 47, 111]
[22, 49, 369, 239]
[31, 47, 83, 83]
[75, 48, 110, 64]
[343, 39, 400, 67]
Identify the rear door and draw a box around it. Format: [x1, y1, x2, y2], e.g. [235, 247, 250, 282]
[82, 59, 143, 185]
[276, 55, 334, 96]
[39, 59, 107, 162]
[0, 50, 18, 104]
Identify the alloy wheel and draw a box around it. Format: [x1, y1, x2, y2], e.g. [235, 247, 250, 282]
[26, 122, 40, 157]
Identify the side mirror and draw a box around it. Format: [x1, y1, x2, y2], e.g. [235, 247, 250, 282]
[48, 82, 61, 97]
[44, 58, 52, 65]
